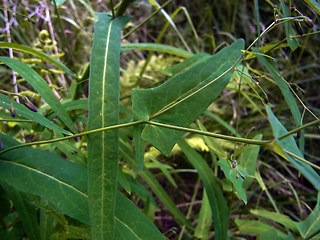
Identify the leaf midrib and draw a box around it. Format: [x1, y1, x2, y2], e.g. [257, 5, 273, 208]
[100, 20, 114, 237]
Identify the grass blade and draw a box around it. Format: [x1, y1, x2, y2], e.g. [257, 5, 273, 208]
[87, 13, 130, 239]
[2, 185, 40, 240]
[0, 57, 77, 133]
[121, 43, 193, 58]
[178, 138, 228, 240]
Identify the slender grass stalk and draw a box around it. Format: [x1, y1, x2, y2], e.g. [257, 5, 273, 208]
[121, 0, 173, 39]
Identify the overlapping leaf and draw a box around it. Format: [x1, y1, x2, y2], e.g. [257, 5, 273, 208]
[267, 106, 320, 191]
[0, 133, 166, 239]
[0, 57, 77, 133]
[132, 39, 244, 155]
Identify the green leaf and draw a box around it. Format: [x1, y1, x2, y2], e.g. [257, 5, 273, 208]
[238, 134, 262, 190]
[0, 133, 166, 239]
[305, 0, 320, 15]
[217, 159, 248, 204]
[0, 57, 77, 134]
[133, 125, 145, 173]
[119, 139, 191, 228]
[280, 0, 299, 51]
[254, 50, 301, 126]
[197, 120, 227, 159]
[0, 42, 77, 78]
[296, 193, 320, 239]
[255, 49, 305, 153]
[121, 43, 193, 58]
[2, 184, 40, 240]
[0, 133, 89, 225]
[194, 190, 212, 240]
[267, 106, 320, 191]
[0, 93, 71, 135]
[235, 219, 287, 240]
[162, 53, 210, 76]
[87, 13, 131, 240]
[178, 138, 228, 240]
[133, 39, 244, 155]
[251, 209, 298, 232]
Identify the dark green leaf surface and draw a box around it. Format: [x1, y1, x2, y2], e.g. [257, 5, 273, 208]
[178, 139, 228, 240]
[132, 39, 244, 155]
[162, 53, 210, 76]
[119, 139, 191, 228]
[0, 133, 89, 225]
[0, 57, 77, 133]
[87, 13, 131, 239]
[235, 219, 287, 240]
[0, 42, 77, 78]
[0, 133, 166, 239]
[238, 134, 262, 190]
[267, 106, 320, 191]
[0, 93, 71, 135]
[296, 193, 320, 239]
[2, 185, 40, 240]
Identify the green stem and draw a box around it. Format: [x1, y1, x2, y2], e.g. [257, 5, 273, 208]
[278, 119, 320, 140]
[115, 0, 133, 17]
[283, 149, 320, 171]
[146, 121, 271, 145]
[121, 0, 173, 39]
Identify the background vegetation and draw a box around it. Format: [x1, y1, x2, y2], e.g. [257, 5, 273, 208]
[0, 0, 320, 239]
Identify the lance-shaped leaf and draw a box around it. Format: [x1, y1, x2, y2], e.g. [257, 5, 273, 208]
[0, 133, 166, 239]
[0, 57, 77, 134]
[87, 13, 131, 240]
[267, 106, 320, 191]
[0, 93, 71, 135]
[132, 39, 244, 155]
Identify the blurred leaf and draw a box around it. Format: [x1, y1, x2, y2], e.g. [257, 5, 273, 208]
[194, 190, 212, 240]
[251, 209, 298, 232]
[0, 93, 71, 135]
[87, 13, 131, 239]
[121, 43, 193, 58]
[178, 138, 228, 240]
[267, 106, 320, 191]
[280, 0, 299, 51]
[217, 159, 248, 204]
[0, 42, 77, 78]
[305, 0, 320, 15]
[0, 57, 77, 133]
[133, 39, 244, 155]
[2, 185, 40, 240]
[296, 193, 320, 239]
[235, 219, 287, 240]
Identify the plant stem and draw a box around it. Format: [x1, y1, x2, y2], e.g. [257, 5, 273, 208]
[115, 0, 132, 17]
[278, 119, 320, 140]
